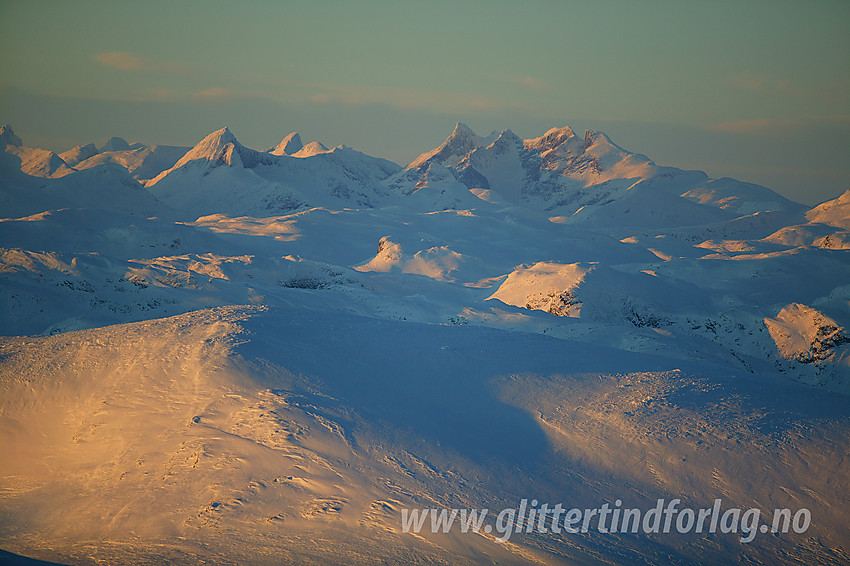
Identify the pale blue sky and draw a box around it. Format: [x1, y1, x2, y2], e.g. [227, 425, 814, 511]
[1, 0, 848, 204]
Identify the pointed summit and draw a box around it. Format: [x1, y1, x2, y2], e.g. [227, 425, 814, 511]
[269, 132, 303, 156]
[489, 129, 522, 148]
[579, 129, 652, 172]
[1, 124, 23, 147]
[174, 127, 240, 166]
[446, 122, 499, 147]
[407, 122, 498, 171]
[292, 140, 330, 157]
[451, 122, 474, 137]
[147, 127, 279, 185]
[583, 129, 616, 147]
[100, 136, 131, 152]
[524, 126, 578, 151]
[59, 143, 98, 167]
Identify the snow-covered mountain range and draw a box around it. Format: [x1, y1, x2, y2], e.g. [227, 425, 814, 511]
[1, 122, 848, 565]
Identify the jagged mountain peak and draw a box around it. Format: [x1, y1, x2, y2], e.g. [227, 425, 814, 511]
[1, 125, 75, 178]
[204, 126, 237, 144]
[580, 129, 653, 169]
[452, 121, 474, 136]
[76, 142, 98, 154]
[492, 129, 521, 144]
[148, 127, 280, 185]
[180, 127, 241, 161]
[407, 122, 499, 171]
[448, 122, 499, 146]
[1, 124, 23, 147]
[546, 125, 577, 137]
[269, 132, 303, 156]
[524, 125, 578, 150]
[583, 129, 616, 147]
[292, 140, 330, 158]
[59, 143, 98, 167]
[99, 136, 131, 152]
[464, 130, 523, 166]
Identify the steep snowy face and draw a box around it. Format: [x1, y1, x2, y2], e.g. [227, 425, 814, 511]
[524, 126, 583, 170]
[385, 123, 526, 197]
[523, 126, 654, 182]
[765, 303, 849, 364]
[268, 132, 303, 156]
[99, 136, 131, 152]
[764, 303, 850, 389]
[387, 123, 804, 225]
[292, 140, 330, 157]
[0, 124, 23, 147]
[487, 261, 593, 317]
[385, 123, 660, 213]
[8, 148, 73, 178]
[435, 124, 655, 186]
[148, 127, 278, 185]
[58, 143, 99, 167]
[524, 125, 579, 151]
[1, 126, 74, 179]
[167, 127, 242, 167]
[145, 128, 400, 216]
[807, 189, 850, 229]
[406, 122, 499, 172]
[454, 129, 527, 198]
[391, 123, 652, 193]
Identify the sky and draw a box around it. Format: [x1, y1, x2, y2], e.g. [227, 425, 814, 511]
[1, 0, 848, 205]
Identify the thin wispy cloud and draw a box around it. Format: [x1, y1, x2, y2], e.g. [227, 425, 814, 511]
[94, 51, 185, 73]
[724, 72, 844, 102]
[73, 73, 520, 114]
[724, 73, 769, 93]
[705, 118, 801, 135]
[95, 52, 146, 71]
[510, 75, 548, 92]
[192, 87, 235, 101]
[773, 78, 834, 100]
[705, 115, 850, 135]
[129, 86, 268, 103]
[305, 83, 524, 114]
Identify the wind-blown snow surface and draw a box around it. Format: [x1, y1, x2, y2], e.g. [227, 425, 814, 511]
[1, 123, 848, 565]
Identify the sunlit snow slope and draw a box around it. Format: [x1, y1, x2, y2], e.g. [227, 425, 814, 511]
[1, 123, 848, 565]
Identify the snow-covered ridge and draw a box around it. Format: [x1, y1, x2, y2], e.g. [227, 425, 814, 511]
[2, 120, 848, 393]
[765, 303, 849, 366]
[1, 124, 24, 147]
[385, 122, 804, 223]
[407, 122, 500, 171]
[58, 143, 98, 167]
[99, 136, 132, 152]
[4, 121, 808, 223]
[2, 119, 850, 565]
[2, 124, 75, 179]
[137, 127, 400, 216]
[487, 261, 592, 317]
[268, 131, 303, 155]
[808, 188, 850, 229]
[148, 127, 279, 183]
[1, 125, 191, 183]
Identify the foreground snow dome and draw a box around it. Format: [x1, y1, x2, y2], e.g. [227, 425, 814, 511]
[2, 123, 849, 565]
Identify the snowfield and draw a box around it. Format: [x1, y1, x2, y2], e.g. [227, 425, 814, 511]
[1, 123, 848, 565]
